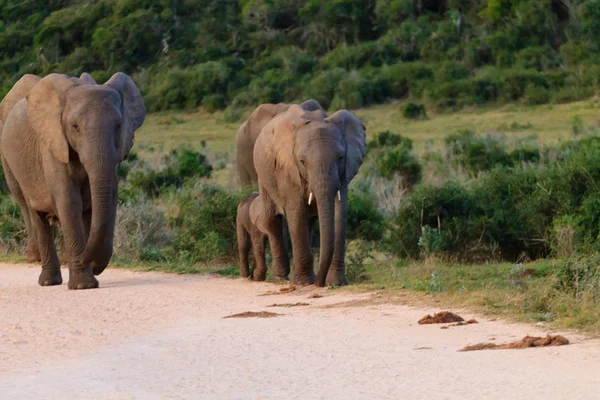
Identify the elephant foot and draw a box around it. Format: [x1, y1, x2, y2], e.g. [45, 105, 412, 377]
[293, 272, 315, 286]
[68, 267, 99, 290]
[240, 268, 250, 278]
[273, 274, 289, 282]
[325, 269, 348, 287]
[38, 268, 62, 286]
[252, 270, 267, 281]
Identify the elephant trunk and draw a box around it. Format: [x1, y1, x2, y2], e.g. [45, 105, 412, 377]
[314, 183, 337, 287]
[81, 147, 118, 275]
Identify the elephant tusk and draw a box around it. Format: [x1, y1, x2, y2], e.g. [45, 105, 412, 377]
[308, 192, 313, 205]
[337, 191, 341, 201]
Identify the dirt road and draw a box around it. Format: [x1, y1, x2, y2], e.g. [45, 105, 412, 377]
[1, 263, 600, 399]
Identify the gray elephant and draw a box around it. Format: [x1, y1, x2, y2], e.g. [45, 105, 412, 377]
[0, 73, 97, 264]
[236, 192, 269, 281]
[1, 72, 145, 289]
[235, 99, 326, 186]
[250, 105, 366, 287]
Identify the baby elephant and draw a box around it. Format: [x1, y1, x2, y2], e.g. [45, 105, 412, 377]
[236, 192, 269, 280]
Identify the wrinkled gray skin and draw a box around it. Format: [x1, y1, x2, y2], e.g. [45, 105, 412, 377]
[236, 192, 269, 281]
[251, 106, 366, 287]
[0, 72, 145, 289]
[235, 99, 326, 187]
[0, 73, 96, 264]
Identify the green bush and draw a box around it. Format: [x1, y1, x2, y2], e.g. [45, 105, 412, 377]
[388, 134, 600, 262]
[375, 146, 422, 186]
[369, 130, 413, 150]
[347, 184, 385, 242]
[168, 183, 244, 264]
[121, 147, 212, 198]
[202, 94, 225, 113]
[401, 102, 427, 119]
[444, 130, 513, 175]
[525, 83, 551, 105]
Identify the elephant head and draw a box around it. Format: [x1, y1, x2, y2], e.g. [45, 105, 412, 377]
[235, 99, 327, 186]
[26, 73, 145, 274]
[255, 106, 366, 286]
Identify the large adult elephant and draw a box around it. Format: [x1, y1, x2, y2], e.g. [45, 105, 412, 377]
[250, 106, 367, 286]
[235, 99, 325, 186]
[0, 73, 97, 263]
[1, 72, 145, 289]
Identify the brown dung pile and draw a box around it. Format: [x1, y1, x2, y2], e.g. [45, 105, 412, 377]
[419, 311, 464, 324]
[441, 319, 479, 329]
[223, 311, 281, 319]
[459, 335, 569, 351]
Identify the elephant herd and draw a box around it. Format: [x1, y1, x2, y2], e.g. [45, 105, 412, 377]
[0, 72, 366, 290]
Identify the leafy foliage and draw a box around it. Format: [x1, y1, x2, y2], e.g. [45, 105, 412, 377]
[2, 1, 600, 110]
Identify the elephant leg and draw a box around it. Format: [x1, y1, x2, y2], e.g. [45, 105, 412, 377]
[267, 215, 290, 280]
[237, 225, 251, 278]
[250, 231, 267, 281]
[326, 187, 349, 286]
[62, 210, 90, 266]
[29, 210, 62, 286]
[54, 197, 98, 290]
[23, 206, 41, 263]
[253, 195, 290, 280]
[286, 207, 314, 285]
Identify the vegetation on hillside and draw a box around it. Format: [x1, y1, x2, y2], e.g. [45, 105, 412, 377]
[3, 0, 600, 114]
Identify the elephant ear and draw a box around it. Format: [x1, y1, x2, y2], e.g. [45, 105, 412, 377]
[265, 110, 308, 188]
[300, 99, 327, 117]
[326, 110, 367, 184]
[0, 74, 41, 123]
[246, 103, 290, 138]
[104, 73, 146, 162]
[69, 72, 97, 85]
[27, 74, 73, 164]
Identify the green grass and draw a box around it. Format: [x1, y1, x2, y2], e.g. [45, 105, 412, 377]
[347, 255, 600, 334]
[135, 100, 600, 158]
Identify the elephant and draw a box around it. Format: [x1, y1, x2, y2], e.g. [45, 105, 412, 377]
[236, 192, 269, 281]
[250, 105, 367, 287]
[235, 99, 326, 187]
[0, 72, 145, 289]
[0, 73, 97, 264]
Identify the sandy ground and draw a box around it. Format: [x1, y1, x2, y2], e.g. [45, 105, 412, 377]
[1, 263, 600, 399]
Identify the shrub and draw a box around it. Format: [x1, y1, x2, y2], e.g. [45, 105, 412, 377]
[345, 241, 373, 284]
[168, 183, 244, 264]
[114, 199, 171, 261]
[444, 130, 512, 175]
[347, 184, 385, 241]
[401, 102, 427, 119]
[435, 61, 471, 83]
[525, 83, 551, 105]
[369, 130, 413, 150]
[202, 94, 225, 113]
[122, 147, 212, 198]
[375, 146, 422, 186]
[0, 195, 25, 255]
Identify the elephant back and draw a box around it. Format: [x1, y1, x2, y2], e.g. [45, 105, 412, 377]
[0, 75, 41, 124]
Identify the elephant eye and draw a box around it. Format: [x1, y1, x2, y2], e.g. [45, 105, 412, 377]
[72, 124, 79, 132]
[300, 159, 306, 166]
